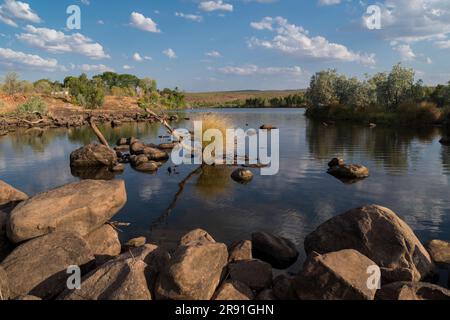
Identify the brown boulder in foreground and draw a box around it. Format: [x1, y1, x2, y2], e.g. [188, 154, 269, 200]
[295, 250, 378, 300]
[1, 232, 94, 299]
[426, 240, 450, 268]
[376, 282, 450, 300]
[304, 205, 435, 283]
[213, 280, 254, 301]
[156, 241, 228, 300]
[228, 259, 273, 291]
[84, 224, 121, 265]
[180, 229, 216, 246]
[70, 143, 118, 168]
[0, 180, 28, 206]
[252, 232, 299, 269]
[228, 240, 252, 263]
[7, 180, 127, 243]
[0, 265, 10, 300]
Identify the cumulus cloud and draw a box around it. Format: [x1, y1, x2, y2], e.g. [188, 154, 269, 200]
[79, 64, 114, 73]
[175, 12, 203, 22]
[16, 25, 109, 59]
[393, 44, 416, 61]
[199, 1, 233, 12]
[163, 48, 177, 59]
[130, 12, 160, 33]
[0, 47, 60, 71]
[249, 17, 376, 65]
[0, 0, 41, 27]
[132, 52, 152, 62]
[218, 64, 303, 76]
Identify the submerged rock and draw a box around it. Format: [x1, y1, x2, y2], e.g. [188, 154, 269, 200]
[7, 180, 127, 243]
[231, 169, 253, 183]
[376, 282, 450, 300]
[426, 240, 450, 268]
[70, 144, 117, 168]
[0, 180, 28, 206]
[327, 164, 369, 180]
[228, 259, 273, 291]
[1, 232, 94, 299]
[213, 280, 254, 301]
[304, 205, 435, 283]
[84, 224, 121, 265]
[295, 249, 378, 300]
[252, 232, 299, 269]
[156, 241, 228, 300]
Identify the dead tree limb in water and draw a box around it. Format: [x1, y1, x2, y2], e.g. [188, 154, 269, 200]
[88, 116, 110, 148]
[144, 108, 179, 140]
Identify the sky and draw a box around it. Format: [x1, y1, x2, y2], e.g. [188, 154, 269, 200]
[1, 0, 450, 92]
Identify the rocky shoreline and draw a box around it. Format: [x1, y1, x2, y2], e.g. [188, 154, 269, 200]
[1, 179, 450, 301]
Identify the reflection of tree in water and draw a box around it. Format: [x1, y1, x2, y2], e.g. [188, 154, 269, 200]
[194, 165, 234, 199]
[306, 120, 440, 171]
[9, 128, 66, 153]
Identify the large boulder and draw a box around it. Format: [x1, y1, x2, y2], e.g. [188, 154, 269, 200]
[252, 232, 299, 269]
[295, 250, 378, 300]
[70, 144, 117, 168]
[60, 258, 152, 300]
[273, 275, 298, 300]
[0, 211, 12, 262]
[376, 282, 450, 300]
[156, 241, 228, 300]
[0, 180, 28, 206]
[0, 266, 10, 300]
[426, 240, 450, 268]
[7, 180, 127, 243]
[180, 229, 215, 246]
[213, 280, 254, 301]
[0, 232, 94, 299]
[304, 205, 435, 283]
[228, 259, 273, 291]
[228, 240, 252, 263]
[84, 224, 121, 265]
[143, 147, 169, 161]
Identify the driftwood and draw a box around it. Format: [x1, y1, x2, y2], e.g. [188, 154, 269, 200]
[88, 116, 110, 148]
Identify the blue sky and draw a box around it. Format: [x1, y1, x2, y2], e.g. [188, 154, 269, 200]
[1, 0, 450, 91]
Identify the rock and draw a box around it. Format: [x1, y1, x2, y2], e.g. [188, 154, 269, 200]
[143, 147, 169, 161]
[273, 275, 297, 300]
[180, 229, 215, 246]
[135, 161, 159, 173]
[252, 232, 299, 269]
[426, 240, 450, 268]
[231, 169, 253, 183]
[304, 205, 434, 283]
[114, 145, 130, 153]
[228, 260, 273, 291]
[327, 164, 369, 180]
[116, 138, 128, 146]
[60, 258, 152, 300]
[16, 295, 42, 300]
[159, 142, 178, 150]
[328, 158, 345, 168]
[124, 237, 147, 250]
[111, 163, 125, 172]
[130, 154, 149, 167]
[0, 180, 28, 206]
[439, 137, 450, 146]
[70, 144, 118, 168]
[84, 225, 121, 265]
[0, 266, 10, 300]
[1, 232, 94, 299]
[8, 180, 127, 243]
[260, 124, 277, 130]
[130, 141, 145, 155]
[213, 280, 254, 301]
[111, 120, 122, 127]
[256, 289, 276, 300]
[376, 282, 450, 300]
[156, 241, 228, 300]
[295, 250, 378, 300]
[70, 166, 116, 180]
[228, 240, 252, 263]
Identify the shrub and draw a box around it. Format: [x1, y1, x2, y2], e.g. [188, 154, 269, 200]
[16, 96, 48, 114]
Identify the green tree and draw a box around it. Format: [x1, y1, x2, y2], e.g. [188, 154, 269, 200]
[2, 72, 20, 95]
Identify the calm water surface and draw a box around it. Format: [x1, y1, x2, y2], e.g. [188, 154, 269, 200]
[1, 108, 450, 271]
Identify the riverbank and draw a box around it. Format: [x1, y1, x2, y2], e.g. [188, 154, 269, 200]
[1, 178, 449, 300]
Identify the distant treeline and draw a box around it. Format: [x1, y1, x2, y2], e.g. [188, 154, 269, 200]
[244, 94, 306, 108]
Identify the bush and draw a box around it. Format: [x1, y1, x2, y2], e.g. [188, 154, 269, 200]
[65, 74, 105, 109]
[16, 96, 48, 114]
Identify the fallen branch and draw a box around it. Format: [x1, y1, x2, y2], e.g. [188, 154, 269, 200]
[88, 116, 110, 148]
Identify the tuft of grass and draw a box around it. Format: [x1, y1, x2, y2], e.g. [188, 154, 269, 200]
[16, 96, 48, 115]
[199, 114, 232, 150]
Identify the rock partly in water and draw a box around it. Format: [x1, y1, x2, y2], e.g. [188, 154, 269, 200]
[426, 240, 450, 268]
[295, 250, 378, 300]
[327, 164, 369, 180]
[231, 169, 253, 183]
[180, 229, 215, 246]
[213, 280, 254, 301]
[328, 158, 345, 168]
[228, 240, 252, 263]
[144, 147, 169, 161]
[156, 241, 228, 300]
[252, 232, 299, 269]
[376, 282, 450, 300]
[111, 163, 125, 172]
[123, 237, 147, 250]
[304, 205, 435, 283]
[0, 265, 10, 300]
[8, 179, 127, 243]
[260, 124, 277, 130]
[60, 258, 152, 300]
[159, 142, 178, 150]
[70, 144, 118, 168]
[228, 259, 273, 292]
[134, 161, 159, 173]
[84, 224, 121, 265]
[1, 232, 94, 299]
[0, 180, 28, 206]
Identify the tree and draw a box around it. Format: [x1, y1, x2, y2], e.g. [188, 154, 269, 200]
[2, 72, 20, 95]
[306, 70, 339, 107]
[385, 63, 416, 110]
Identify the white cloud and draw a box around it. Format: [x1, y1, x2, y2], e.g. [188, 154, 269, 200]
[0, 47, 60, 71]
[175, 12, 203, 22]
[0, 0, 41, 27]
[318, 0, 341, 6]
[249, 17, 376, 65]
[130, 12, 160, 33]
[199, 1, 233, 12]
[205, 50, 222, 58]
[79, 64, 114, 73]
[123, 65, 134, 70]
[218, 64, 303, 76]
[435, 40, 450, 49]
[393, 44, 416, 61]
[17, 25, 109, 59]
[163, 48, 177, 59]
[132, 52, 152, 62]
